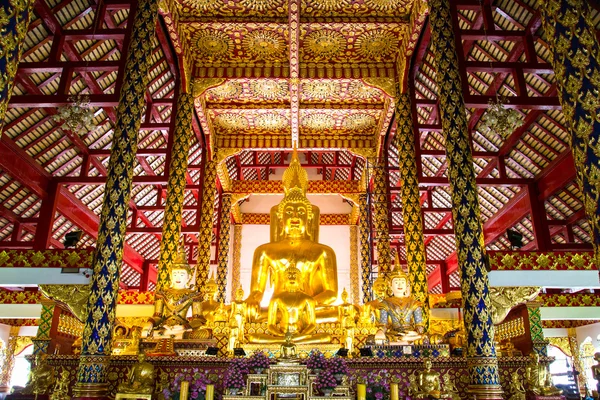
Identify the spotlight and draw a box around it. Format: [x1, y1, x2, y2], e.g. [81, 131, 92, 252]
[336, 348, 348, 357]
[233, 348, 246, 357]
[205, 347, 219, 356]
[507, 229, 523, 249]
[359, 347, 373, 357]
[63, 231, 83, 248]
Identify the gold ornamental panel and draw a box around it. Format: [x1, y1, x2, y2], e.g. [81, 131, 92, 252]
[250, 80, 289, 100]
[303, 30, 346, 60]
[302, 0, 413, 16]
[178, 0, 286, 18]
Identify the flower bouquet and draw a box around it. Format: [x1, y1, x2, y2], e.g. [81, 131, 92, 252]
[247, 351, 270, 374]
[327, 357, 348, 383]
[354, 369, 391, 400]
[315, 369, 338, 396]
[306, 350, 326, 373]
[162, 369, 214, 400]
[224, 358, 249, 395]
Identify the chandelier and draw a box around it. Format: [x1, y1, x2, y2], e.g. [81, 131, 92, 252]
[479, 97, 524, 139]
[53, 95, 97, 136]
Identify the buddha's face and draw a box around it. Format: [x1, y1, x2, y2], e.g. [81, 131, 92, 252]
[425, 359, 432, 370]
[285, 268, 300, 289]
[282, 202, 308, 237]
[235, 288, 244, 301]
[390, 277, 409, 298]
[171, 269, 190, 290]
[373, 279, 387, 299]
[138, 353, 146, 362]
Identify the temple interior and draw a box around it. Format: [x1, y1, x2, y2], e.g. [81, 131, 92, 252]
[0, 0, 599, 399]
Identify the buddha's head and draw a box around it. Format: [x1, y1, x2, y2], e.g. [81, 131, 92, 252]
[235, 287, 244, 302]
[424, 359, 432, 371]
[204, 275, 218, 300]
[170, 267, 191, 290]
[278, 189, 313, 238]
[284, 265, 301, 290]
[137, 352, 146, 363]
[372, 277, 388, 300]
[388, 268, 410, 298]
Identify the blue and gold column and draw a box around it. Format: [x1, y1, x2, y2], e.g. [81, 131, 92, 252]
[359, 193, 371, 302]
[429, 0, 501, 397]
[216, 193, 232, 301]
[373, 161, 391, 275]
[395, 93, 429, 328]
[156, 91, 194, 292]
[72, 0, 159, 396]
[196, 158, 217, 288]
[538, 0, 600, 266]
[0, 0, 34, 134]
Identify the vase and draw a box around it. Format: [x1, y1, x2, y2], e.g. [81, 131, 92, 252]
[254, 368, 264, 375]
[228, 388, 241, 395]
[333, 373, 344, 383]
[322, 388, 334, 396]
[312, 368, 323, 375]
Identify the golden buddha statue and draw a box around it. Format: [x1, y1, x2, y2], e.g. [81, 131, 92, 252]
[280, 329, 297, 360]
[339, 288, 357, 354]
[377, 268, 425, 343]
[230, 287, 247, 343]
[525, 353, 563, 396]
[142, 249, 203, 339]
[117, 353, 155, 394]
[361, 276, 388, 325]
[227, 319, 240, 356]
[246, 149, 338, 323]
[414, 359, 448, 399]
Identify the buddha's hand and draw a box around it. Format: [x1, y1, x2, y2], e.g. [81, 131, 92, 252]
[141, 321, 153, 338]
[244, 293, 263, 321]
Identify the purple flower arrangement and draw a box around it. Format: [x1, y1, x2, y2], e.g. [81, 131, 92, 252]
[306, 350, 326, 371]
[315, 369, 338, 393]
[353, 369, 392, 400]
[326, 357, 348, 376]
[247, 351, 271, 372]
[162, 369, 213, 400]
[224, 358, 249, 390]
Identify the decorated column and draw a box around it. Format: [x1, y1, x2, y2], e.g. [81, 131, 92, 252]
[73, 0, 159, 396]
[372, 160, 391, 275]
[395, 93, 429, 328]
[196, 158, 218, 287]
[216, 193, 232, 301]
[156, 91, 194, 291]
[429, 0, 501, 397]
[359, 193, 371, 302]
[32, 300, 55, 354]
[231, 224, 242, 292]
[538, 0, 600, 265]
[526, 301, 548, 356]
[350, 224, 360, 304]
[0, 326, 20, 393]
[567, 328, 587, 396]
[0, 0, 34, 134]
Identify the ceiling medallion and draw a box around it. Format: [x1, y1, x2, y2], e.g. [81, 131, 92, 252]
[215, 113, 249, 131]
[208, 81, 242, 99]
[193, 30, 232, 60]
[344, 113, 376, 131]
[240, 0, 284, 11]
[356, 30, 398, 60]
[307, 0, 351, 11]
[303, 30, 345, 59]
[302, 80, 341, 99]
[348, 81, 380, 99]
[250, 80, 288, 100]
[254, 113, 288, 130]
[243, 31, 286, 60]
[302, 113, 335, 130]
[364, 0, 406, 12]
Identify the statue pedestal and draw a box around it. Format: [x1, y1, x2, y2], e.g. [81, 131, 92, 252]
[115, 394, 152, 400]
[243, 344, 341, 359]
[142, 339, 217, 356]
[369, 344, 450, 358]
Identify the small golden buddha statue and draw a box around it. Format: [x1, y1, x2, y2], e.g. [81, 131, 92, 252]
[280, 330, 297, 360]
[361, 277, 387, 325]
[377, 268, 425, 343]
[13, 353, 55, 396]
[227, 319, 240, 356]
[117, 353, 155, 394]
[142, 248, 203, 339]
[214, 301, 229, 323]
[230, 287, 247, 343]
[525, 353, 563, 396]
[246, 149, 338, 322]
[339, 288, 357, 354]
[50, 370, 70, 400]
[414, 359, 447, 399]
[508, 370, 526, 400]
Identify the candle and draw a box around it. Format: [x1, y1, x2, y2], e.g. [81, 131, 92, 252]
[357, 383, 366, 400]
[206, 384, 215, 400]
[180, 381, 190, 400]
[390, 382, 399, 400]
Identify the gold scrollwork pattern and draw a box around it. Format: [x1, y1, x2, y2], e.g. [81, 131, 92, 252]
[0, 0, 34, 133]
[568, 328, 587, 395]
[372, 160, 391, 275]
[76, 0, 159, 387]
[539, 0, 600, 266]
[395, 93, 429, 329]
[429, 0, 499, 387]
[157, 91, 194, 291]
[359, 194, 371, 303]
[231, 224, 242, 293]
[196, 158, 217, 288]
[0, 326, 20, 387]
[216, 193, 232, 302]
[350, 225, 360, 305]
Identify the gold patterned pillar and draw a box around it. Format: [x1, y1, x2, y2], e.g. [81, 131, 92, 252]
[359, 193, 371, 302]
[32, 300, 55, 355]
[231, 224, 242, 293]
[0, 0, 35, 135]
[156, 90, 194, 291]
[73, 0, 159, 396]
[373, 161, 391, 276]
[196, 158, 217, 288]
[568, 328, 587, 396]
[429, 0, 501, 396]
[526, 301, 548, 356]
[395, 93, 429, 328]
[216, 193, 232, 302]
[350, 225, 360, 305]
[0, 326, 20, 392]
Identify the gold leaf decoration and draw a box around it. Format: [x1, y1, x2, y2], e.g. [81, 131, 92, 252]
[250, 80, 288, 99]
[303, 30, 346, 59]
[365, 0, 409, 12]
[193, 30, 232, 60]
[348, 81, 381, 99]
[307, 0, 351, 11]
[356, 30, 398, 60]
[208, 81, 242, 99]
[243, 30, 286, 60]
[302, 80, 341, 99]
[214, 113, 249, 131]
[254, 113, 288, 130]
[180, 0, 219, 11]
[240, 0, 285, 11]
[302, 113, 335, 130]
[343, 113, 376, 131]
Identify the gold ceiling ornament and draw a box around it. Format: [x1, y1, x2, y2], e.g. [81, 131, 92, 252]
[348, 81, 381, 99]
[192, 29, 232, 60]
[365, 0, 410, 12]
[250, 80, 288, 100]
[208, 81, 243, 99]
[38, 284, 90, 323]
[363, 77, 396, 99]
[307, 0, 351, 11]
[180, 0, 218, 11]
[302, 80, 341, 99]
[214, 113, 249, 131]
[240, 0, 285, 11]
[243, 30, 286, 60]
[302, 113, 335, 130]
[216, 147, 243, 163]
[193, 78, 226, 97]
[343, 113, 376, 131]
[489, 286, 541, 325]
[254, 113, 288, 130]
[356, 30, 398, 60]
[303, 30, 346, 59]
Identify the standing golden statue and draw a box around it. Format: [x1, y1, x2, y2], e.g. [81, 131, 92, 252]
[230, 287, 247, 343]
[524, 353, 563, 396]
[246, 149, 338, 324]
[413, 359, 448, 399]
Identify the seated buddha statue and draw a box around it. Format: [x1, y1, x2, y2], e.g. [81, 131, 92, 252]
[249, 265, 330, 344]
[142, 249, 203, 339]
[414, 359, 449, 399]
[245, 149, 338, 323]
[361, 276, 388, 325]
[525, 353, 563, 396]
[117, 353, 155, 394]
[377, 268, 425, 344]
